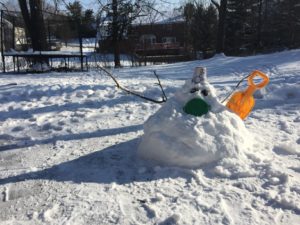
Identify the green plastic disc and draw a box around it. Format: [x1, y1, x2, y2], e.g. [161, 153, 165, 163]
[183, 98, 210, 117]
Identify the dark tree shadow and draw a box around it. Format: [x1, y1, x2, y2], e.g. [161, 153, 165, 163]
[0, 138, 197, 185]
[0, 124, 142, 151]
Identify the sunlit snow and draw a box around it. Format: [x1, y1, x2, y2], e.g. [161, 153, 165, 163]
[0, 50, 299, 224]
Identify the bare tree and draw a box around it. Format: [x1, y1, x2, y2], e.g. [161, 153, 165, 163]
[18, 0, 48, 54]
[211, 0, 227, 53]
[1, 0, 21, 11]
[134, 1, 163, 24]
[97, 0, 162, 67]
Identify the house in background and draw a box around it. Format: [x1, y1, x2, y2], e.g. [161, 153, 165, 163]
[96, 17, 130, 54]
[0, 18, 13, 51]
[14, 26, 27, 50]
[1, 17, 27, 52]
[97, 15, 191, 63]
[131, 16, 188, 59]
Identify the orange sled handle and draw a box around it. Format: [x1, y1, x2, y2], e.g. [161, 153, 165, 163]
[243, 70, 269, 99]
[248, 70, 269, 89]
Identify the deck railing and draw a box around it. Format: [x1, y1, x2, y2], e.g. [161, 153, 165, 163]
[135, 42, 181, 51]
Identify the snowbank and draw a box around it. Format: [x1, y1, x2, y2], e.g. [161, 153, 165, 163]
[138, 68, 254, 169]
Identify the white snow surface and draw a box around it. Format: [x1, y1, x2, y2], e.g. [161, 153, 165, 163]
[0, 50, 300, 225]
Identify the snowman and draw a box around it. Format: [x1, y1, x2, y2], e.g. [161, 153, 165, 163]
[138, 67, 254, 169]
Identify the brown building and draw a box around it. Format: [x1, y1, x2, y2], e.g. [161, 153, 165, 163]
[97, 16, 191, 62]
[130, 16, 187, 57]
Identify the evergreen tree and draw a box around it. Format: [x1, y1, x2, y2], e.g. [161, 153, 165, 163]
[276, 0, 300, 48]
[225, 0, 253, 54]
[66, 1, 96, 38]
[183, 2, 217, 58]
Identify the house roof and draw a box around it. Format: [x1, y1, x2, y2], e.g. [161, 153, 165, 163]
[131, 15, 184, 27]
[155, 15, 185, 25]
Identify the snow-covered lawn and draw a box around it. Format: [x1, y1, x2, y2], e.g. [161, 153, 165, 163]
[0, 50, 299, 225]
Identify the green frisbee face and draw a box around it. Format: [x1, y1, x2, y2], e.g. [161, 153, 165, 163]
[183, 98, 210, 117]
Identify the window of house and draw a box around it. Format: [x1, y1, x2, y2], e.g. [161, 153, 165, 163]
[162, 37, 176, 43]
[140, 34, 156, 45]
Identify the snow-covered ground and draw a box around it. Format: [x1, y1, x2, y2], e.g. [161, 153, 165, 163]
[0, 50, 299, 225]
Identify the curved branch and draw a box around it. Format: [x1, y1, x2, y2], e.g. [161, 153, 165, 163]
[96, 64, 167, 104]
[153, 70, 167, 101]
[211, 0, 220, 10]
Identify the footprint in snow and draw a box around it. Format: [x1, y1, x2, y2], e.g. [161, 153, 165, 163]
[158, 214, 180, 225]
[43, 101, 53, 106]
[70, 118, 79, 123]
[0, 134, 15, 140]
[58, 121, 65, 126]
[273, 144, 300, 156]
[40, 123, 63, 132]
[290, 167, 300, 174]
[141, 204, 156, 219]
[73, 112, 86, 118]
[278, 121, 293, 134]
[11, 126, 25, 132]
[28, 117, 37, 122]
[293, 117, 300, 122]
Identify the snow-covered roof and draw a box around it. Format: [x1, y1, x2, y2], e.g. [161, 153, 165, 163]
[155, 15, 185, 24]
[131, 15, 185, 27]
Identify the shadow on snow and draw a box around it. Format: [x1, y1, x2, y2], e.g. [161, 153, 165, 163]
[0, 124, 142, 151]
[0, 136, 198, 186]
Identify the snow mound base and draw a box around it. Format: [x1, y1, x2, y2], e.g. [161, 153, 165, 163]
[138, 70, 254, 169]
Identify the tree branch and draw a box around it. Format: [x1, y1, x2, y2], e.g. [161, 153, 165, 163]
[95, 63, 167, 104]
[211, 0, 220, 10]
[0, 1, 9, 11]
[153, 70, 167, 101]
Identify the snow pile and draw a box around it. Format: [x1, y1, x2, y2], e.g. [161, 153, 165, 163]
[266, 83, 300, 103]
[138, 67, 254, 170]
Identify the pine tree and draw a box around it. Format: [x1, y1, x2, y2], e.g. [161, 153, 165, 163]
[183, 2, 217, 58]
[225, 0, 253, 54]
[66, 1, 96, 38]
[277, 0, 300, 48]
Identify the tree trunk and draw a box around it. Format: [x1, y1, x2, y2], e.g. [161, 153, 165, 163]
[19, 0, 49, 67]
[113, 39, 121, 67]
[112, 0, 121, 67]
[29, 0, 48, 51]
[255, 0, 263, 50]
[214, 0, 227, 53]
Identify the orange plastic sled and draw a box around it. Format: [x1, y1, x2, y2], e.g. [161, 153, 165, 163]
[226, 70, 269, 120]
